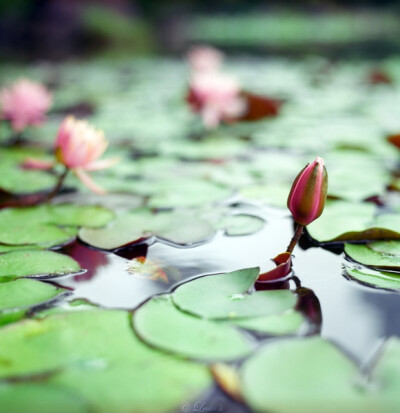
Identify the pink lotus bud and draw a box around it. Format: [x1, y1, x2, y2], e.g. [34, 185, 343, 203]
[187, 46, 223, 73]
[54, 116, 118, 194]
[0, 79, 52, 132]
[287, 157, 328, 226]
[187, 72, 246, 128]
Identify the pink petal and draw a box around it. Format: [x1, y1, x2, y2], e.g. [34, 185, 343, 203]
[84, 157, 120, 171]
[22, 157, 55, 170]
[74, 169, 106, 195]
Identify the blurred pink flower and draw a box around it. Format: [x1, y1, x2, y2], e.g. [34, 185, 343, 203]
[0, 79, 52, 132]
[55, 116, 118, 194]
[187, 72, 246, 128]
[187, 46, 224, 73]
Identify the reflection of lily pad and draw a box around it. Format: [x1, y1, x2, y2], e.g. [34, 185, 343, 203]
[344, 266, 400, 291]
[307, 201, 400, 243]
[0, 250, 82, 280]
[0, 310, 212, 413]
[172, 268, 296, 319]
[133, 295, 252, 361]
[345, 242, 400, 270]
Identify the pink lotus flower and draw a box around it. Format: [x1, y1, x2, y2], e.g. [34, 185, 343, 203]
[0, 79, 52, 132]
[187, 72, 247, 128]
[55, 116, 118, 194]
[187, 46, 224, 73]
[287, 157, 328, 226]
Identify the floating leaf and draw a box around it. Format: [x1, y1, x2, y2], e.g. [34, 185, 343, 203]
[172, 268, 296, 319]
[0, 310, 211, 412]
[241, 337, 391, 413]
[79, 209, 215, 250]
[0, 384, 89, 413]
[133, 295, 252, 360]
[345, 242, 400, 270]
[147, 179, 232, 209]
[0, 204, 114, 248]
[344, 266, 400, 291]
[307, 202, 400, 243]
[0, 278, 67, 312]
[0, 250, 82, 280]
[0, 158, 57, 195]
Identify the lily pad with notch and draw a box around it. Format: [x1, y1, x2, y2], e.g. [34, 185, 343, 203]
[172, 267, 297, 320]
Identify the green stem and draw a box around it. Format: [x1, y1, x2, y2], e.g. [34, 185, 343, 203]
[286, 224, 304, 254]
[45, 167, 69, 203]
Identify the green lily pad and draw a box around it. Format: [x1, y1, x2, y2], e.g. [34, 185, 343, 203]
[79, 207, 264, 250]
[345, 242, 400, 269]
[344, 266, 400, 291]
[0, 250, 82, 280]
[0, 220, 74, 247]
[326, 151, 390, 201]
[307, 201, 400, 243]
[0, 204, 115, 229]
[0, 244, 42, 253]
[0, 278, 67, 312]
[146, 179, 232, 209]
[232, 310, 305, 335]
[172, 268, 296, 319]
[0, 204, 114, 248]
[0, 162, 57, 194]
[133, 295, 252, 361]
[240, 337, 392, 413]
[0, 384, 89, 413]
[79, 209, 215, 250]
[0, 310, 212, 413]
